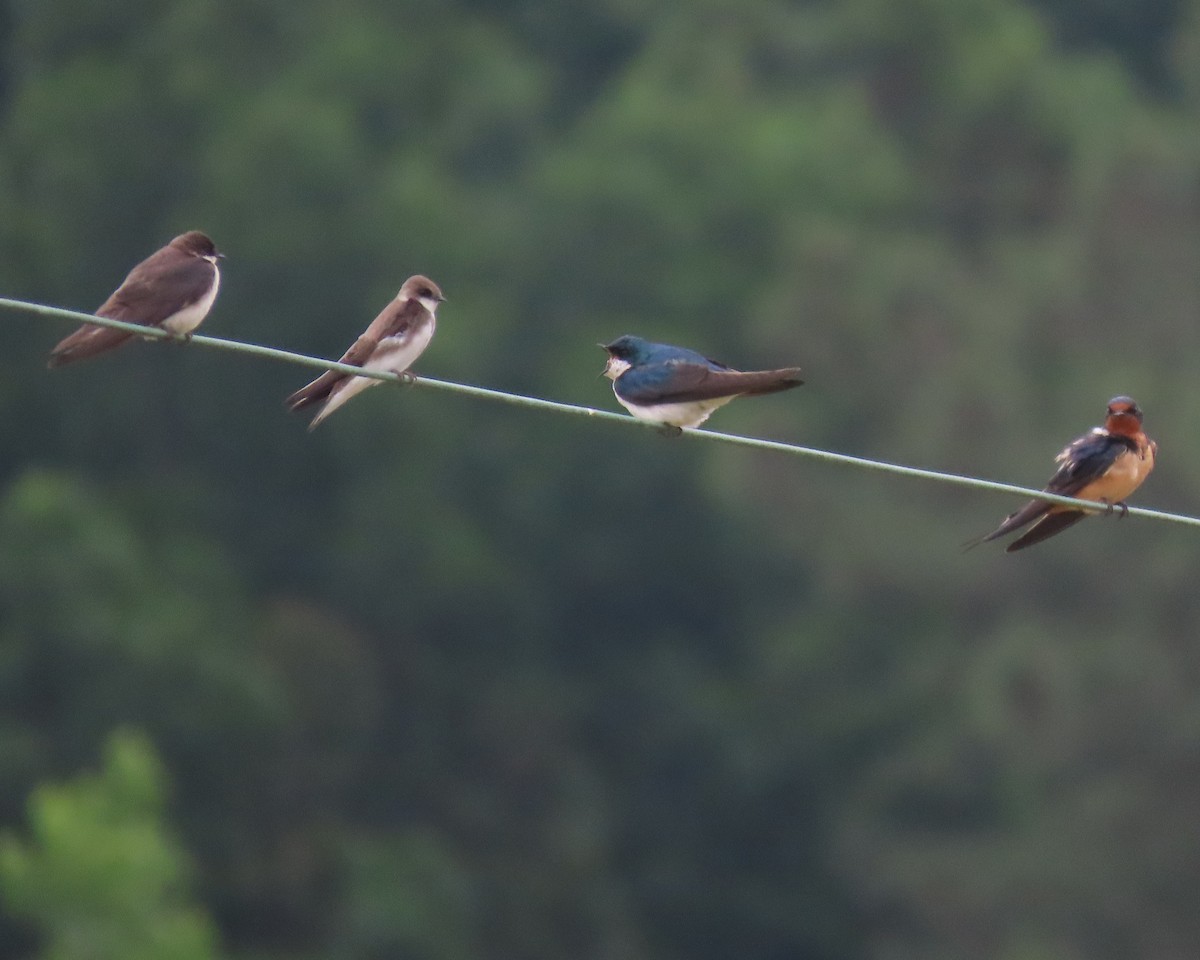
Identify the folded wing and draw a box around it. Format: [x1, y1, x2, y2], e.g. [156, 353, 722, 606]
[618, 363, 804, 405]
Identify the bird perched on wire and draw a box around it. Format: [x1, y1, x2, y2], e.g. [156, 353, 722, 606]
[47, 231, 223, 368]
[600, 335, 803, 432]
[968, 396, 1157, 552]
[286, 275, 444, 430]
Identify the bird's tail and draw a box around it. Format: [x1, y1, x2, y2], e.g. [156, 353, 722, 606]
[962, 498, 1053, 551]
[1004, 510, 1086, 552]
[47, 325, 134, 368]
[285, 372, 340, 414]
[731, 367, 805, 396]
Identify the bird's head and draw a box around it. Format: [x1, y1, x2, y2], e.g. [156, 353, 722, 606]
[1105, 396, 1145, 435]
[173, 231, 224, 261]
[600, 335, 649, 380]
[400, 275, 446, 314]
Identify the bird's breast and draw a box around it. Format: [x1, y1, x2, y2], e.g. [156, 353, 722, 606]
[161, 266, 220, 335]
[1073, 442, 1155, 507]
[362, 319, 435, 374]
[614, 393, 735, 429]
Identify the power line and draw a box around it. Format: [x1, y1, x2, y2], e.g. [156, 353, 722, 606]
[3, 295, 1194, 530]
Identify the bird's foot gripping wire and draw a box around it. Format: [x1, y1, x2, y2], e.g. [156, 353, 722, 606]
[1101, 499, 1130, 519]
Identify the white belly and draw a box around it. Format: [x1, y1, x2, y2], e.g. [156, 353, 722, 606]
[316, 320, 436, 420]
[362, 320, 435, 376]
[161, 266, 220, 335]
[616, 393, 735, 429]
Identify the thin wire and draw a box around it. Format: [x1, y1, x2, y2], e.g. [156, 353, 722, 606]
[4, 296, 1196, 530]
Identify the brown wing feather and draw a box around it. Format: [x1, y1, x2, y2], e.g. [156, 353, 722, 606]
[286, 334, 380, 411]
[654, 366, 804, 403]
[95, 247, 214, 323]
[734, 368, 806, 396]
[972, 498, 1054, 546]
[48, 243, 214, 367]
[1005, 511, 1087, 552]
[47, 326, 136, 368]
[286, 297, 432, 415]
[285, 297, 428, 413]
[369, 298, 422, 341]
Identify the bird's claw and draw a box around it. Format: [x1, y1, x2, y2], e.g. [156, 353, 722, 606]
[658, 423, 683, 438]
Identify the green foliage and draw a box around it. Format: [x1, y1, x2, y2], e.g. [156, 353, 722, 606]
[0, 730, 221, 960]
[1, 0, 1199, 958]
[333, 832, 476, 960]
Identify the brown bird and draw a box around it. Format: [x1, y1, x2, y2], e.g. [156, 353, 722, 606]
[48, 231, 223, 368]
[286, 275, 444, 430]
[969, 396, 1157, 552]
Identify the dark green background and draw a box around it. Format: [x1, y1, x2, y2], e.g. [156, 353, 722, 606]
[1, 0, 1199, 956]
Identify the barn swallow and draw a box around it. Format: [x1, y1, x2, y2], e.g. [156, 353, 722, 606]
[286, 275, 444, 430]
[969, 396, 1157, 552]
[600, 335, 803, 431]
[48, 231, 223, 368]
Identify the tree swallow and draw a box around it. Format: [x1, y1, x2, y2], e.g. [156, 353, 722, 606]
[286, 274, 444, 430]
[601, 335, 804, 430]
[969, 396, 1157, 552]
[48, 231, 223, 368]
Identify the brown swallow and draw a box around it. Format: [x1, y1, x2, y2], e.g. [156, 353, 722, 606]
[48, 231, 223, 368]
[286, 275, 444, 430]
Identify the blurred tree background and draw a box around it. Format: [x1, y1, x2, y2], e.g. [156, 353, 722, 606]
[1, 0, 1199, 957]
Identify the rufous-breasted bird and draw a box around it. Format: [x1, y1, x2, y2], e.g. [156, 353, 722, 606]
[969, 396, 1156, 552]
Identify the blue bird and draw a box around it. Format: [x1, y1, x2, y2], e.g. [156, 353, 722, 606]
[601, 335, 803, 431]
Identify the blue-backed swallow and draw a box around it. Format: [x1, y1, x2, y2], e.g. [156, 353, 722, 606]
[970, 396, 1157, 552]
[601, 335, 803, 431]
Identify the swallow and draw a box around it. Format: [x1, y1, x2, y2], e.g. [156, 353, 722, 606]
[286, 275, 444, 430]
[48, 231, 223, 368]
[969, 396, 1157, 552]
[600, 335, 803, 431]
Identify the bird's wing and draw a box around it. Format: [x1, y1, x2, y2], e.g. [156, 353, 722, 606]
[285, 334, 380, 412]
[618, 363, 803, 405]
[969, 430, 1132, 547]
[368, 297, 426, 341]
[48, 247, 215, 367]
[97, 249, 215, 325]
[1044, 430, 1135, 497]
[286, 299, 432, 414]
[46, 325, 135, 368]
[1005, 511, 1088, 552]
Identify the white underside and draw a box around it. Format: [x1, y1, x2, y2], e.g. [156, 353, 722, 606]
[615, 392, 735, 429]
[315, 320, 435, 423]
[160, 265, 220, 335]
